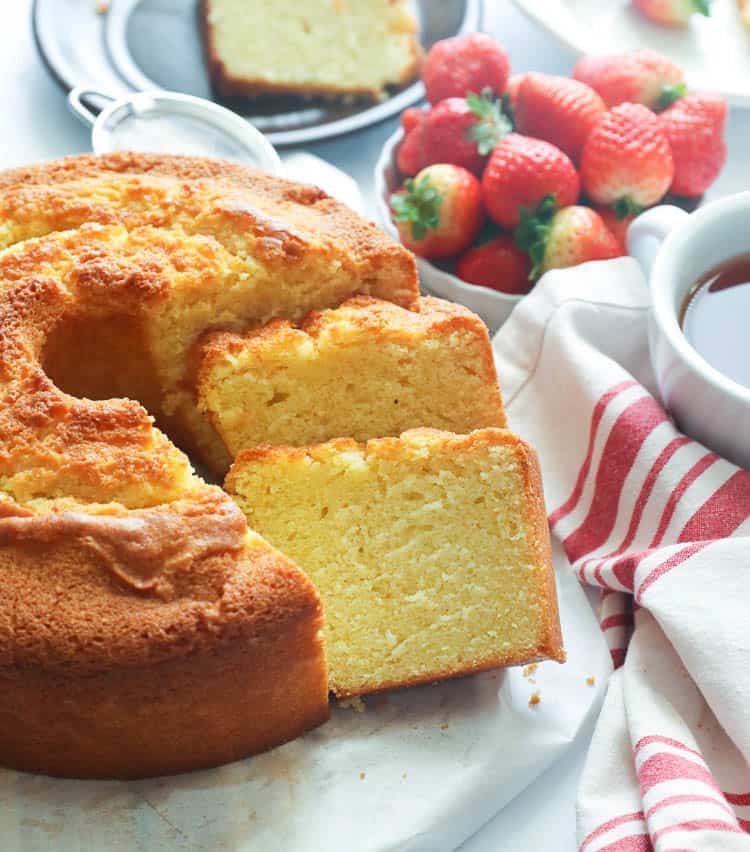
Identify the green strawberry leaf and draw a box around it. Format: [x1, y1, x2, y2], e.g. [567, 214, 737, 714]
[513, 194, 558, 281]
[613, 197, 645, 220]
[466, 87, 514, 156]
[655, 82, 687, 112]
[693, 0, 711, 16]
[389, 174, 443, 242]
[474, 218, 505, 246]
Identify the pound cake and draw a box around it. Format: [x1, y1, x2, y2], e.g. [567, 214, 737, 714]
[200, 0, 423, 100]
[226, 428, 564, 697]
[0, 153, 417, 474]
[0, 152, 562, 779]
[197, 295, 507, 457]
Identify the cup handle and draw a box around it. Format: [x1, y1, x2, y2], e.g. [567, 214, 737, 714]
[626, 205, 689, 282]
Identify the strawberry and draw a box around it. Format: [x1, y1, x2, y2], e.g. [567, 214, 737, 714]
[423, 34, 510, 105]
[456, 235, 533, 294]
[573, 49, 686, 110]
[390, 164, 484, 259]
[505, 74, 525, 113]
[481, 134, 580, 228]
[421, 90, 512, 174]
[401, 107, 427, 134]
[397, 126, 427, 176]
[514, 198, 623, 279]
[632, 0, 711, 26]
[659, 93, 727, 196]
[594, 205, 636, 254]
[580, 103, 674, 215]
[514, 73, 606, 163]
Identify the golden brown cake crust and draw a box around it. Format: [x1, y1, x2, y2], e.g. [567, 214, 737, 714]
[199, 0, 423, 101]
[0, 152, 418, 305]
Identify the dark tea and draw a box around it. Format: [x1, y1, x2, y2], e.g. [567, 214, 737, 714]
[680, 253, 750, 390]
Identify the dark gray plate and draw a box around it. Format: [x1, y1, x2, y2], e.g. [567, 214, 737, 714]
[33, 0, 482, 147]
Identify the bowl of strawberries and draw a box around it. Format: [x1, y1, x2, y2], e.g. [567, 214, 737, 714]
[374, 33, 728, 332]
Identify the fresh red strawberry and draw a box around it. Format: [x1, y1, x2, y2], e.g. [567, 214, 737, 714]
[514, 73, 606, 163]
[421, 90, 512, 174]
[580, 103, 674, 214]
[397, 126, 427, 176]
[659, 93, 727, 196]
[481, 133, 580, 228]
[390, 164, 484, 259]
[423, 33, 510, 105]
[632, 0, 711, 26]
[505, 74, 525, 113]
[514, 199, 623, 279]
[573, 49, 686, 110]
[594, 205, 636, 254]
[401, 107, 427, 134]
[456, 235, 533, 294]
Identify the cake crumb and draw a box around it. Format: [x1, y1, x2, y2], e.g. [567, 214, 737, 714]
[337, 696, 365, 713]
[522, 664, 538, 678]
[528, 691, 541, 707]
[440, 723, 449, 731]
[586, 676, 596, 687]
[359, 772, 366, 780]
[95, 0, 109, 13]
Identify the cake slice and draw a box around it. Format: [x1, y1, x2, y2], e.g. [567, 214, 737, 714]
[197, 296, 507, 457]
[226, 428, 564, 697]
[200, 0, 423, 101]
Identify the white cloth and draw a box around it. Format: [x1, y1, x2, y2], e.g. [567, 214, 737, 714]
[493, 257, 750, 851]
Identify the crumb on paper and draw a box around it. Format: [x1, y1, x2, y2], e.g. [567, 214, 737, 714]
[586, 676, 596, 687]
[95, 0, 109, 13]
[440, 723, 449, 731]
[337, 696, 365, 713]
[528, 690, 541, 707]
[359, 772, 366, 780]
[522, 664, 538, 678]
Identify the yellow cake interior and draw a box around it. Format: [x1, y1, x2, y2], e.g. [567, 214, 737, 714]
[198, 296, 506, 456]
[202, 0, 422, 99]
[227, 428, 562, 697]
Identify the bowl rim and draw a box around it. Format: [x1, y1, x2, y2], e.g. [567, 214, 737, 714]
[372, 125, 523, 307]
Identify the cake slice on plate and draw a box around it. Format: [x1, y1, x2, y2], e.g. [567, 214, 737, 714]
[226, 428, 564, 698]
[200, 0, 423, 100]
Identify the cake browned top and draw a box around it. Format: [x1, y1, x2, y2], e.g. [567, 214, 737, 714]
[0, 152, 417, 302]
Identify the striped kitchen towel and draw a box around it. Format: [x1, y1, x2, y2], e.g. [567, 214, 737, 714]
[492, 257, 750, 852]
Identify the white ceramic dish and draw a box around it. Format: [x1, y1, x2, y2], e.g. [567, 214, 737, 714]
[373, 127, 522, 333]
[511, 0, 750, 108]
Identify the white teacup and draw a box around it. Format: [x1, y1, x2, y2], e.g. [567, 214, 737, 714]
[627, 195, 750, 471]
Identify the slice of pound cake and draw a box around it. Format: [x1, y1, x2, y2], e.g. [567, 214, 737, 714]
[200, 0, 423, 100]
[197, 296, 507, 457]
[226, 428, 564, 697]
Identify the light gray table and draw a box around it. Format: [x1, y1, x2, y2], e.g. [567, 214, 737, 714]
[2, 2, 748, 850]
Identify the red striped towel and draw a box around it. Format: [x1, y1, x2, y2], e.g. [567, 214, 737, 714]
[493, 258, 750, 852]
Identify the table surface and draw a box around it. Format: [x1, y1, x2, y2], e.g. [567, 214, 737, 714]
[3, 2, 749, 850]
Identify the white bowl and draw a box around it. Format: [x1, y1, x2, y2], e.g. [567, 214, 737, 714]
[373, 127, 523, 333]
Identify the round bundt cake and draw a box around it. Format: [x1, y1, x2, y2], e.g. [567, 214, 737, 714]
[0, 153, 419, 779]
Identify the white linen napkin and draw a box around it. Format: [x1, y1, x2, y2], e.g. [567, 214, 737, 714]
[492, 257, 750, 851]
